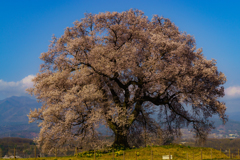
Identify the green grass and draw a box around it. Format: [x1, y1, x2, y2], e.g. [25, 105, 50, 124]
[14, 144, 230, 160]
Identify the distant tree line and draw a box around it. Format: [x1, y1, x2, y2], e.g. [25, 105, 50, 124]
[184, 138, 240, 154]
[0, 137, 37, 157]
[0, 137, 77, 157]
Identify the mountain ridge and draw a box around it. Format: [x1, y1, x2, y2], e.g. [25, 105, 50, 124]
[0, 96, 239, 139]
[0, 96, 41, 138]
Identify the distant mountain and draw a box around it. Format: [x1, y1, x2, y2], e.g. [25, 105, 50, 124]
[1, 96, 240, 139]
[0, 96, 109, 138]
[0, 96, 42, 139]
[226, 111, 240, 122]
[212, 118, 240, 129]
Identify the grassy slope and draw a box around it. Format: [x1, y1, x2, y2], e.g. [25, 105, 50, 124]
[15, 144, 229, 160]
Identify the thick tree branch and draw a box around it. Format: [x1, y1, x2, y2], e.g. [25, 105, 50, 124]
[142, 94, 169, 106]
[167, 101, 196, 123]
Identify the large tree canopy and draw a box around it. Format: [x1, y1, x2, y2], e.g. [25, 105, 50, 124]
[27, 9, 227, 152]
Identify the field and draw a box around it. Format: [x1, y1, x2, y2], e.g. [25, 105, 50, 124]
[12, 144, 230, 160]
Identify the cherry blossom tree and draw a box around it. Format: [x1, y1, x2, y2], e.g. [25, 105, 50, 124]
[27, 9, 227, 152]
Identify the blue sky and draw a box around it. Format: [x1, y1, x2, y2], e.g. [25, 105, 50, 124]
[0, 0, 240, 113]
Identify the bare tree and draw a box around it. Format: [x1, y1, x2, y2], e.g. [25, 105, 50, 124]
[27, 9, 227, 152]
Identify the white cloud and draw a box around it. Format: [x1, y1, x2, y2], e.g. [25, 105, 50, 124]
[225, 86, 240, 99]
[0, 75, 35, 100]
[21, 75, 35, 88]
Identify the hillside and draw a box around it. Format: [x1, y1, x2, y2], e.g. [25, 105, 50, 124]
[180, 118, 240, 139]
[0, 138, 229, 160]
[0, 96, 239, 140]
[0, 137, 36, 157]
[0, 96, 41, 138]
[182, 138, 240, 158]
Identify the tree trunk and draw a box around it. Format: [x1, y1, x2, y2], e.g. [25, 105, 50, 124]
[112, 131, 130, 148]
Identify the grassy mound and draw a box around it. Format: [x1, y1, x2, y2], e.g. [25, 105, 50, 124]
[16, 144, 229, 160]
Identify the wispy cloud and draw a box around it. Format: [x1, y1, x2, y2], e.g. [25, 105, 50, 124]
[0, 75, 35, 100]
[225, 86, 240, 99]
